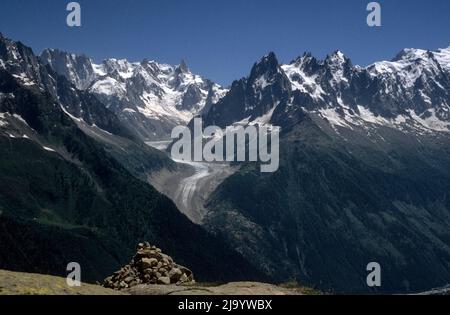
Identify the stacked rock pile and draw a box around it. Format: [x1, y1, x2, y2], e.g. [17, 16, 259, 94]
[103, 242, 195, 290]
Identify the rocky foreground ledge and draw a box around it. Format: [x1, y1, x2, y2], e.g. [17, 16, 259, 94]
[0, 270, 306, 295]
[0, 243, 314, 295]
[125, 282, 304, 295]
[0, 269, 122, 295]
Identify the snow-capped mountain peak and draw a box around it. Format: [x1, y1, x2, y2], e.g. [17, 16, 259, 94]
[392, 47, 428, 62]
[40, 48, 96, 90]
[249, 52, 280, 80]
[177, 59, 189, 73]
[40, 49, 227, 140]
[204, 45, 450, 135]
[101, 58, 138, 79]
[325, 50, 349, 66]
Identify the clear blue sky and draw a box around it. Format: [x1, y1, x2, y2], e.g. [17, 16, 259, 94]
[0, 0, 449, 86]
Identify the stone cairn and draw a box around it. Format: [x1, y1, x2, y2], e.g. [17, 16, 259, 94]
[103, 242, 195, 290]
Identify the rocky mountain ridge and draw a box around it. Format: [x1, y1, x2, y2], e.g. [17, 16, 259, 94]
[203, 47, 450, 135]
[40, 48, 227, 140]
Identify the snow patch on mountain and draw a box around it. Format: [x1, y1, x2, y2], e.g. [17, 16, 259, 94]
[138, 90, 192, 123]
[318, 108, 353, 129]
[408, 108, 450, 132]
[12, 73, 35, 86]
[90, 77, 126, 97]
[432, 46, 450, 72]
[314, 105, 449, 133]
[254, 74, 270, 90]
[326, 51, 350, 86]
[282, 63, 325, 100]
[42, 145, 56, 152]
[0, 113, 7, 127]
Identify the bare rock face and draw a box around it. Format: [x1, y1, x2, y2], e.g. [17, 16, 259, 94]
[103, 243, 194, 290]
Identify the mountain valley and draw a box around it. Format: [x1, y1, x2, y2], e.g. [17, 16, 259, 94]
[1, 32, 450, 293]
